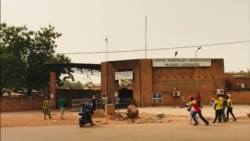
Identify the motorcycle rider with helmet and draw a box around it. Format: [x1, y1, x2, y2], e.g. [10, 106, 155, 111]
[80, 98, 95, 126]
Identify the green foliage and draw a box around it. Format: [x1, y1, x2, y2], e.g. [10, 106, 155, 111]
[57, 80, 84, 89]
[0, 23, 72, 95]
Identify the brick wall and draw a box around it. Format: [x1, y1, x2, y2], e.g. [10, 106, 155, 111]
[0, 96, 44, 112]
[0, 89, 101, 112]
[0, 90, 248, 112]
[152, 59, 225, 106]
[101, 59, 229, 106]
[225, 73, 250, 88]
[227, 91, 250, 105]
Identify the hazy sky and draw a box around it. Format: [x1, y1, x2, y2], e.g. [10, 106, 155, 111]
[2, 0, 250, 83]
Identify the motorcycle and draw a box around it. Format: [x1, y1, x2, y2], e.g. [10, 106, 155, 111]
[78, 102, 94, 128]
[78, 112, 92, 127]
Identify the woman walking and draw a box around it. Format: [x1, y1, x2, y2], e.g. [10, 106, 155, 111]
[42, 97, 52, 119]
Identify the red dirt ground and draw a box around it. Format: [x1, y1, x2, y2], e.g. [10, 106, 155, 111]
[1, 110, 188, 127]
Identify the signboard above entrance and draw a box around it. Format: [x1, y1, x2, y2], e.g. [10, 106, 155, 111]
[115, 71, 133, 80]
[152, 58, 211, 67]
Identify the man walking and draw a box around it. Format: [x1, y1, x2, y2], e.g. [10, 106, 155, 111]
[211, 94, 226, 123]
[59, 96, 67, 120]
[189, 96, 209, 126]
[226, 94, 237, 121]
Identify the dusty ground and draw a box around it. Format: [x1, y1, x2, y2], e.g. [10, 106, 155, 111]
[2, 107, 250, 141]
[1, 109, 190, 127]
[2, 108, 249, 127]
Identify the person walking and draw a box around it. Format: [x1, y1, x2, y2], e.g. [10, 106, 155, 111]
[59, 96, 67, 120]
[211, 94, 226, 123]
[102, 94, 108, 110]
[189, 96, 209, 126]
[42, 97, 52, 119]
[188, 106, 199, 124]
[226, 93, 237, 121]
[92, 94, 96, 112]
[195, 93, 202, 108]
[221, 95, 228, 122]
[115, 95, 120, 109]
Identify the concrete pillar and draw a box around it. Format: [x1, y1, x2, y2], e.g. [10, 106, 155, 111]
[105, 104, 115, 115]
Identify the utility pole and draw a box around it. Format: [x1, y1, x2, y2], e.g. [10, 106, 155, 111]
[145, 15, 147, 58]
[195, 47, 201, 93]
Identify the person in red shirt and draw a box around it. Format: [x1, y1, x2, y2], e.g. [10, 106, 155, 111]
[189, 96, 209, 126]
[195, 93, 202, 107]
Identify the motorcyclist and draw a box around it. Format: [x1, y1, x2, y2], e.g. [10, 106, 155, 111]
[81, 98, 95, 126]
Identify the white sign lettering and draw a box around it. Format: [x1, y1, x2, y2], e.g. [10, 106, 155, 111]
[152, 58, 211, 67]
[115, 71, 133, 80]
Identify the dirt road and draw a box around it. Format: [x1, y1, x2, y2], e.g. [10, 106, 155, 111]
[1, 106, 250, 141]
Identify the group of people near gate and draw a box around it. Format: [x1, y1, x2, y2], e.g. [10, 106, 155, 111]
[42, 94, 97, 124]
[185, 92, 237, 126]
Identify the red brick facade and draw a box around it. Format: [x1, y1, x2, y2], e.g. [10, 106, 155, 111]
[101, 59, 248, 106]
[1, 59, 249, 112]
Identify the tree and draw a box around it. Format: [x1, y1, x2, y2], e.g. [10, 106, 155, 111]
[0, 23, 73, 96]
[57, 80, 84, 89]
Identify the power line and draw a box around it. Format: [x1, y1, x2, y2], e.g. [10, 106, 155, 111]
[57, 40, 249, 55]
